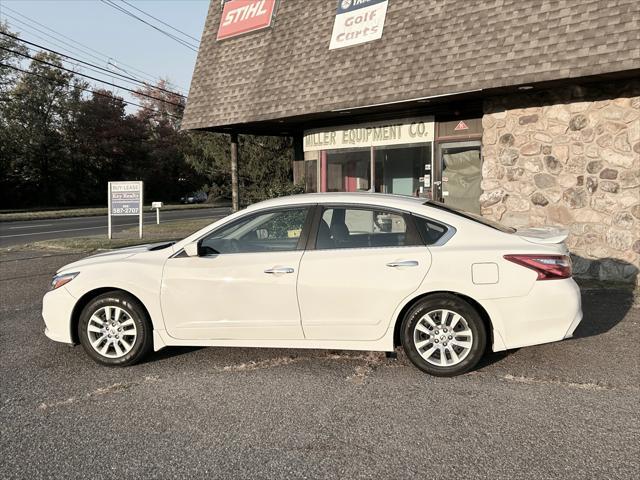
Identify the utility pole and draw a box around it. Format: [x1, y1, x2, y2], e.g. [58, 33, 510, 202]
[230, 132, 239, 212]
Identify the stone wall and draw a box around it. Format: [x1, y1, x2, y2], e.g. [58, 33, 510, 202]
[481, 80, 640, 283]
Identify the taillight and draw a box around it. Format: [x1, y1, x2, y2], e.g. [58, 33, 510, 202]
[503, 254, 572, 280]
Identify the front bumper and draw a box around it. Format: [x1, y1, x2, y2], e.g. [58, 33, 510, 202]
[42, 286, 77, 344]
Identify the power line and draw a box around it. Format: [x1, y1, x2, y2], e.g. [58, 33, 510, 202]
[0, 46, 185, 108]
[100, 0, 199, 52]
[0, 14, 186, 94]
[0, 31, 186, 98]
[120, 0, 200, 43]
[102, 0, 199, 51]
[0, 4, 187, 92]
[0, 4, 187, 90]
[0, 61, 182, 120]
[1, 10, 187, 94]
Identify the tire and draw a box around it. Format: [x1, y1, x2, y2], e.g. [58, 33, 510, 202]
[400, 294, 486, 377]
[78, 291, 153, 367]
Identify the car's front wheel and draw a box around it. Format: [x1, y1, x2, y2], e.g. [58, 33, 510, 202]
[401, 294, 486, 377]
[78, 292, 153, 366]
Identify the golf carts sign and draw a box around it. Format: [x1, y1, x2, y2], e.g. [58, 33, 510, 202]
[330, 0, 388, 50]
[216, 0, 277, 41]
[108, 181, 143, 239]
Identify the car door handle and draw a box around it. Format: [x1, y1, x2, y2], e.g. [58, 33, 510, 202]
[264, 266, 295, 274]
[386, 260, 419, 268]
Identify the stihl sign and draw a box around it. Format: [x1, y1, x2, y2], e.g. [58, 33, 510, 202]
[216, 0, 276, 41]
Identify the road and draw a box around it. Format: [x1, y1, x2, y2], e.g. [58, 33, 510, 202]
[0, 251, 638, 479]
[0, 207, 230, 247]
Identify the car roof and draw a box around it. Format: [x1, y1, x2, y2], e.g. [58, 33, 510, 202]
[246, 192, 426, 211]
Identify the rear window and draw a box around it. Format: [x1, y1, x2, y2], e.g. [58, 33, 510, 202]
[412, 215, 448, 245]
[423, 201, 516, 234]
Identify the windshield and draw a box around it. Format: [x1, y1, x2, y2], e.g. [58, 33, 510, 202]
[423, 200, 516, 234]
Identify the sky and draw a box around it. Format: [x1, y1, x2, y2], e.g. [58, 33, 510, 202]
[0, 0, 210, 105]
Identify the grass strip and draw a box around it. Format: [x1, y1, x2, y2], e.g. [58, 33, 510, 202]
[0, 203, 225, 222]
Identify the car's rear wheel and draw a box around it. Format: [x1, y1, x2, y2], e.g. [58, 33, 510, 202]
[401, 294, 486, 377]
[78, 292, 152, 367]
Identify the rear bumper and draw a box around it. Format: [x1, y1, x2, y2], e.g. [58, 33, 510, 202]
[42, 287, 76, 344]
[563, 309, 583, 339]
[484, 278, 582, 350]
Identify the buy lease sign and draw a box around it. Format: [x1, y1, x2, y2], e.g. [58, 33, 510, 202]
[217, 0, 276, 41]
[329, 0, 388, 50]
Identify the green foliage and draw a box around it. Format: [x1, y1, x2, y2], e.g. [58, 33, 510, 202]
[0, 25, 297, 209]
[186, 132, 302, 206]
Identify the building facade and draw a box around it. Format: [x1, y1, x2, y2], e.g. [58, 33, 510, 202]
[182, 0, 640, 283]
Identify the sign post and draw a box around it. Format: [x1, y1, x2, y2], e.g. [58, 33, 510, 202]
[152, 201, 163, 225]
[108, 181, 143, 240]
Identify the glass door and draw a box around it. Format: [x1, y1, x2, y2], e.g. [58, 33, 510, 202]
[436, 141, 482, 214]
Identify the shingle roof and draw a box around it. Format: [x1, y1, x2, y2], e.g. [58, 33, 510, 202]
[182, 0, 640, 131]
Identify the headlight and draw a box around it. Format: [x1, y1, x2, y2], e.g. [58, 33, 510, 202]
[50, 272, 79, 290]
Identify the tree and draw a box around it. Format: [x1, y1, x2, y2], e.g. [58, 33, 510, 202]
[132, 81, 203, 202]
[1, 50, 83, 206]
[132, 78, 185, 129]
[185, 132, 301, 206]
[63, 90, 149, 205]
[184, 131, 231, 200]
[0, 27, 298, 209]
[0, 22, 27, 96]
[237, 135, 302, 205]
[0, 22, 29, 206]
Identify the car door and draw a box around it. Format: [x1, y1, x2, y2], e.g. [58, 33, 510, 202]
[161, 206, 313, 340]
[297, 205, 432, 341]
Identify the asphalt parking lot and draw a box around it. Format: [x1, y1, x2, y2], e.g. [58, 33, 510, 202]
[1, 251, 638, 479]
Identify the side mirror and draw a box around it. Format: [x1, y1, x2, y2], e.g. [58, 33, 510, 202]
[184, 241, 199, 257]
[256, 228, 269, 240]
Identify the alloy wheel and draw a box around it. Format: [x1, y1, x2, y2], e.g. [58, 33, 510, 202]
[413, 309, 473, 367]
[86, 305, 137, 359]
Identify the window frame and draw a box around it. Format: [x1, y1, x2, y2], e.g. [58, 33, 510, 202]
[186, 204, 316, 257]
[305, 203, 426, 252]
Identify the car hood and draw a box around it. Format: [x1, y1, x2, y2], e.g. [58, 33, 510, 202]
[56, 243, 167, 273]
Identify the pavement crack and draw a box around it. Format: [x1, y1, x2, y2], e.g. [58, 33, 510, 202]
[37, 378, 157, 411]
[500, 373, 634, 392]
[219, 356, 300, 372]
[346, 364, 374, 385]
[215, 351, 395, 384]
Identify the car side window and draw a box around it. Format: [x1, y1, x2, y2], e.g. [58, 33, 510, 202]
[412, 215, 448, 245]
[199, 207, 310, 255]
[316, 207, 421, 250]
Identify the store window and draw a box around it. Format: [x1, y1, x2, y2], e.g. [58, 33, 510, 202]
[325, 148, 370, 192]
[303, 117, 435, 198]
[375, 144, 431, 196]
[317, 143, 431, 196]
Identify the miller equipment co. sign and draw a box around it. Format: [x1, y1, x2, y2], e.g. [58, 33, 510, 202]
[216, 0, 277, 41]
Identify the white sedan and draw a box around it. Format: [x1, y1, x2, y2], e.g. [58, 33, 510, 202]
[42, 193, 582, 376]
